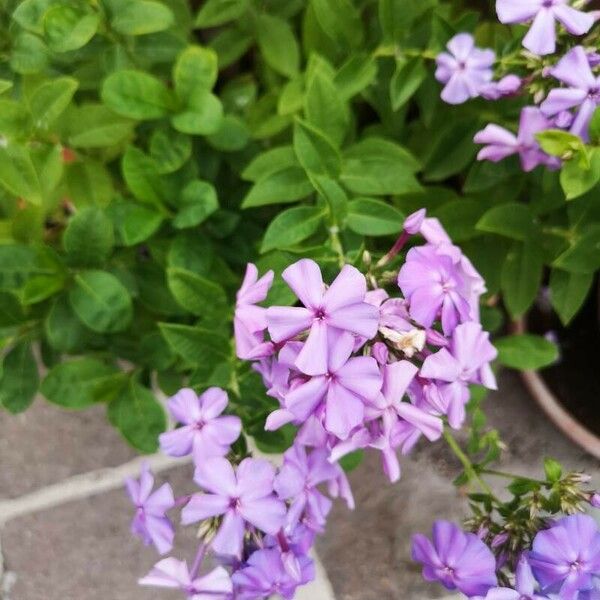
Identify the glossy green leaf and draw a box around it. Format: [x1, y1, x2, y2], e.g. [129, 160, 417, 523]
[112, 1, 174, 35]
[495, 334, 559, 371]
[63, 207, 114, 267]
[167, 267, 227, 315]
[43, 5, 99, 52]
[256, 14, 300, 78]
[476, 203, 534, 241]
[549, 269, 593, 325]
[0, 343, 39, 414]
[347, 197, 404, 236]
[173, 180, 218, 229]
[261, 205, 325, 251]
[242, 166, 313, 207]
[293, 118, 341, 177]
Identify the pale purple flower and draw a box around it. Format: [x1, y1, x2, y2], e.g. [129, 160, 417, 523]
[266, 259, 379, 376]
[483, 556, 547, 600]
[412, 520, 498, 596]
[480, 74, 522, 100]
[528, 514, 600, 598]
[126, 462, 175, 555]
[420, 322, 497, 429]
[367, 361, 442, 482]
[591, 493, 600, 508]
[435, 33, 495, 104]
[474, 107, 559, 172]
[159, 388, 242, 463]
[274, 445, 343, 530]
[139, 558, 232, 599]
[404, 208, 426, 235]
[397, 245, 473, 334]
[496, 0, 594, 56]
[234, 263, 274, 360]
[266, 330, 382, 440]
[181, 457, 287, 558]
[232, 548, 314, 600]
[541, 46, 600, 140]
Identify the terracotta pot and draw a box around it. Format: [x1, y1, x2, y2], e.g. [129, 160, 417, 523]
[513, 318, 600, 460]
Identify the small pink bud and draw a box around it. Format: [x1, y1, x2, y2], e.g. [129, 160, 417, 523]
[404, 209, 426, 235]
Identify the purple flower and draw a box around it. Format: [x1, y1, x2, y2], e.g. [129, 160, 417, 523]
[435, 33, 495, 104]
[234, 263, 274, 360]
[274, 445, 342, 530]
[412, 520, 498, 596]
[159, 388, 242, 463]
[266, 259, 379, 376]
[480, 74, 522, 100]
[266, 330, 382, 440]
[139, 558, 232, 598]
[474, 107, 559, 172]
[126, 462, 175, 555]
[420, 322, 497, 428]
[232, 548, 314, 600]
[397, 245, 473, 334]
[528, 514, 600, 598]
[591, 492, 600, 508]
[483, 556, 547, 600]
[181, 457, 287, 558]
[367, 361, 442, 482]
[404, 208, 426, 235]
[541, 46, 600, 140]
[496, 0, 594, 56]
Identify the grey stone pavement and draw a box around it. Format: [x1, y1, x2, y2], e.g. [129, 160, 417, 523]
[0, 370, 598, 600]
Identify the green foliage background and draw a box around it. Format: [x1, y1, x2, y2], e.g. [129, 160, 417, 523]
[0, 0, 589, 452]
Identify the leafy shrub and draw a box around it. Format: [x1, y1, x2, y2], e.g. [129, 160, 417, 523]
[0, 0, 565, 451]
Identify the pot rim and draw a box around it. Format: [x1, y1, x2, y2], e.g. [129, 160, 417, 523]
[513, 318, 600, 461]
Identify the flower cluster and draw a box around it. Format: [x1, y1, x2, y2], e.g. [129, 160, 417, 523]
[435, 1, 600, 171]
[126, 386, 352, 599]
[235, 209, 497, 484]
[413, 514, 600, 599]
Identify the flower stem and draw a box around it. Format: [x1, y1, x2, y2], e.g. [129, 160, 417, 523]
[376, 231, 409, 268]
[443, 429, 496, 498]
[190, 543, 207, 580]
[481, 469, 545, 485]
[329, 225, 346, 268]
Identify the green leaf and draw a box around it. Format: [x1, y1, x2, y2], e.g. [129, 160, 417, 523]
[311, 0, 363, 49]
[347, 197, 404, 236]
[242, 166, 313, 207]
[45, 297, 89, 352]
[122, 146, 164, 205]
[13, 0, 51, 34]
[544, 457, 563, 483]
[589, 106, 600, 145]
[173, 45, 218, 98]
[42, 358, 123, 409]
[29, 77, 78, 129]
[43, 5, 99, 52]
[256, 13, 300, 78]
[536, 129, 585, 157]
[167, 267, 227, 315]
[501, 240, 543, 318]
[549, 269, 593, 325]
[195, 0, 249, 27]
[554, 227, 600, 273]
[149, 128, 192, 173]
[69, 270, 133, 333]
[0, 343, 39, 414]
[341, 137, 421, 195]
[476, 203, 534, 241]
[173, 180, 218, 229]
[110, 201, 164, 246]
[63, 207, 114, 267]
[293, 118, 341, 177]
[171, 89, 223, 135]
[334, 53, 377, 101]
[390, 57, 426, 111]
[433, 199, 485, 242]
[10, 32, 48, 75]
[111, 1, 174, 35]
[107, 380, 166, 453]
[242, 146, 297, 182]
[495, 334, 559, 370]
[560, 148, 600, 200]
[0, 291, 26, 327]
[305, 70, 348, 145]
[0, 145, 42, 205]
[0, 245, 55, 290]
[261, 205, 325, 252]
[339, 449, 364, 472]
[69, 105, 134, 148]
[20, 247, 66, 305]
[206, 114, 250, 151]
[65, 160, 113, 207]
[159, 322, 229, 366]
[102, 70, 174, 120]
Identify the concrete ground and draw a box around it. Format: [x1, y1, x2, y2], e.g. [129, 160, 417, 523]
[0, 370, 597, 599]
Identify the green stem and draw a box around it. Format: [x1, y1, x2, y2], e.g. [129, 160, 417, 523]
[481, 469, 545, 486]
[329, 225, 345, 268]
[443, 428, 496, 498]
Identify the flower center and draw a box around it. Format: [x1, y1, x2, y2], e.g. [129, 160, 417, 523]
[229, 497, 241, 510]
[314, 308, 327, 320]
[542, 0, 555, 7]
[193, 420, 206, 431]
[457, 61, 467, 71]
[589, 87, 600, 102]
[442, 565, 455, 577]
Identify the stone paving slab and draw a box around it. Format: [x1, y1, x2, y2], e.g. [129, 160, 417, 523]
[317, 370, 600, 600]
[0, 398, 136, 499]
